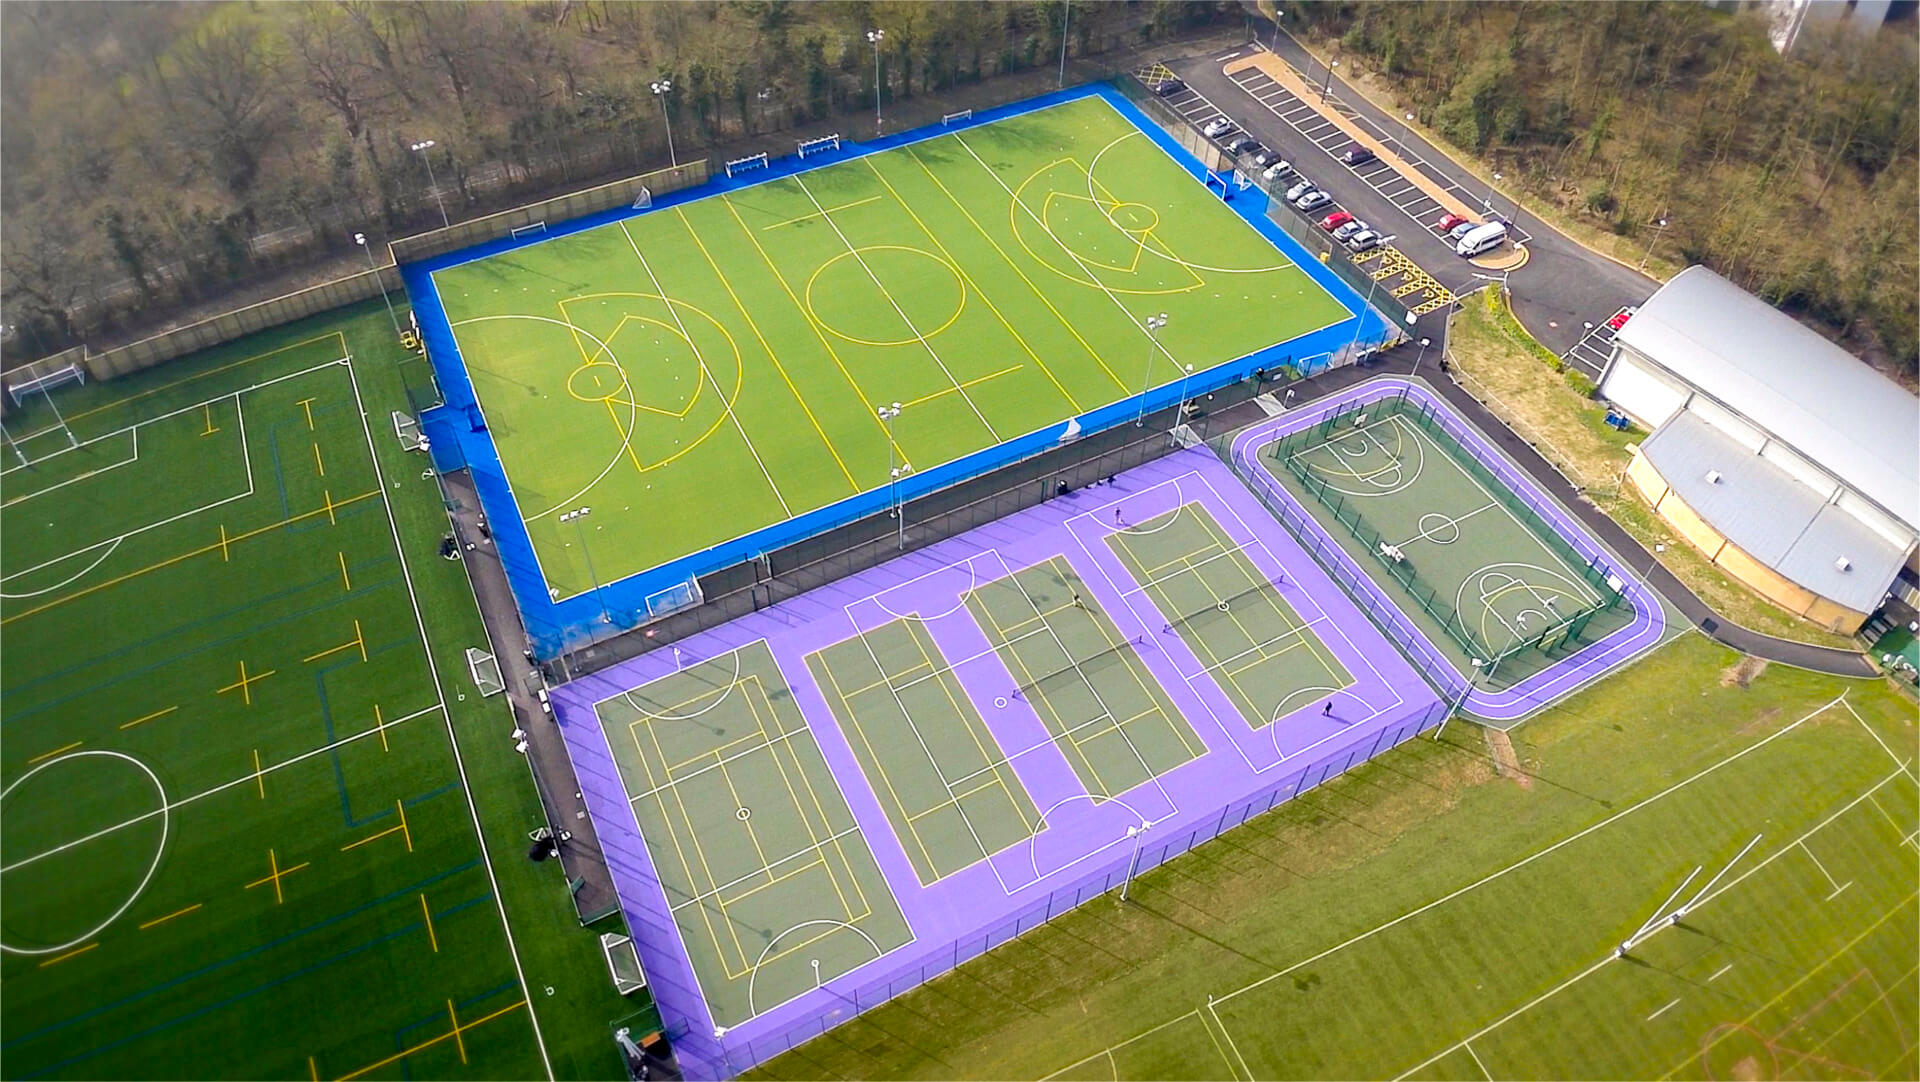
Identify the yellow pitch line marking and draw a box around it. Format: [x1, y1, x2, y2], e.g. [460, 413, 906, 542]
[37, 943, 98, 968]
[201, 403, 219, 436]
[2, 490, 383, 627]
[309, 1056, 320, 1082]
[397, 799, 413, 852]
[420, 894, 439, 952]
[341, 802, 411, 854]
[27, 741, 82, 765]
[448, 1001, 468, 1063]
[217, 660, 275, 705]
[900, 364, 1024, 411]
[297, 397, 317, 430]
[335, 1000, 527, 1081]
[312, 442, 326, 477]
[139, 903, 202, 931]
[219, 523, 231, 562]
[338, 552, 352, 592]
[121, 705, 178, 730]
[759, 194, 883, 230]
[322, 489, 337, 526]
[243, 849, 308, 904]
[303, 620, 366, 664]
[374, 703, 389, 752]
[254, 748, 267, 799]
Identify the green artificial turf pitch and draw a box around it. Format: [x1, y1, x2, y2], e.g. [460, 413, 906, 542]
[432, 94, 1348, 599]
[0, 335, 544, 1080]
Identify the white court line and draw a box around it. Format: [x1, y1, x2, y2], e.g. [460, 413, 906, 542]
[1646, 999, 1681, 1022]
[619, 220, 792, 515]
[1797, 840, 1850, 899]
[1840, 699, 1920, 782]
[667, 824, 864, 913]
[1708, 963, 1734, 983]
[1206, 998, 1254, 1081]
[0, 427, 137, 509]
[1463, 1040, 1495, 1079]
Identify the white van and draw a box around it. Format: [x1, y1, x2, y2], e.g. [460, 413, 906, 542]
[1454, 221, 1508, 257]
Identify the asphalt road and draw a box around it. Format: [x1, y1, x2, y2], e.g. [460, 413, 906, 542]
[1171, 34, 1662, 361]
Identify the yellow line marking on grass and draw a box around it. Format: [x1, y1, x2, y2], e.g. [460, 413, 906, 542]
[297, 398, 317, 430]
[397, 799, 413, 852]
[2, 491, 382, 626]
[421, 894, 439, 952]
[120, 705, 177, 730]
[308, 1056, 320, 1082]
[603, 397, 652, 478]
[901, 364, 1025, 411]
[355, 618, 367, 662]
[677, 206, 859, 492]
[201, 403, 219, 436]
[254, 748, 267, 798]
[139, 904, 202, 931]
[219, 523, 231, 562]
[322, 489, 337, 526]
[313, 442, 326, 477]
[27, 741, 82, 764]
[244, 848, 307, 904]
[342, 801, 412, 854]
[303, 620, 366, 664]
[217, 660, 275, 705]
[374, 703, 389, 752]
[448, 1001, 468, 1063]
[335, 999, 526, 1081]
[759, 194, 882, 230]
[37, 943, 98, 968]
[338, 552, 352, 592]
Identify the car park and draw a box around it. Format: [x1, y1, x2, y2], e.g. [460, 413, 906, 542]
[1341, 144, 1377, 166]
[1346, 229, 1382, 252]
[1454, 221, 1508, 257]
[1152, 78, 1186, 97]
[1201, 117, 1236, 138]
[1321, 211, 1355, 232]
[1332, 219, 1366, 241]
[1296, 190, 1331, 211]
[1226, 135, 1261, 155]
[1608, 307, 1636, 331]
[1251, 148, 1279, 168]
[1262, 161, 1292, 181]
[1285, 178, 1315, 201]
[1448, 220, 1479, 240]
[1435, 213, 1469, 233]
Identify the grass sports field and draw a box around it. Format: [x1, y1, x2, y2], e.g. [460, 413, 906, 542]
[0, 310, 649, 1081]
[431, 93, 1348, 600]
[747, 633, 1918, 1080]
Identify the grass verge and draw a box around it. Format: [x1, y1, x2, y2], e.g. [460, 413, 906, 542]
[748, 632, 1916, 1080]
[1442, 287, 1860, 650]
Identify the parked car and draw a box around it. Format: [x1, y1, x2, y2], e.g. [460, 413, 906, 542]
[1285, 178, 1316, 201]
[1262, 160, 1293, 181]
[1448, 220, 1479, 240]
[1435, 213, 1469, 233]
[1296, 190, 1332, 211]
[1341, 144, 1377, 166]
[1332, 219, 1367, 241]
[1321, 211, 1355, 232]
[1201, 117, 1236, 138]
[1251, 148, 1279, 168]
[1608, 307, 1636, 331]
[1226, 135, 1260, 155]
[1347, 229, 1383, 252]
[1152, 78, 1186, 97]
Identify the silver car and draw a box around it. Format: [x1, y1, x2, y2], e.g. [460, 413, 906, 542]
[1284, 178, 1315, 202]
[1346, 229, 1383, 252]
[1332, 219, 1366, 241]
[1201, 117, 1236, 138]
[1295, 190, 1331, 211]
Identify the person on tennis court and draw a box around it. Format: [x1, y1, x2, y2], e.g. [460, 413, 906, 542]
[1114, 509, 1124, 527]
[1071, 590, 1087, 611]
[1323, 701, 1333, 717]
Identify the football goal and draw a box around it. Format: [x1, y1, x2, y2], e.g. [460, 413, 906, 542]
[725, 152, 770, 178]
[797, 134, 842, 159]
[466, 647, 506, 696]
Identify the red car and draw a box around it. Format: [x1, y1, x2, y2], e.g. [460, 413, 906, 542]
[1321, 210, 1355, 232]
[1435, 212, 1469, 233]
[1607, 307, 1636, 331]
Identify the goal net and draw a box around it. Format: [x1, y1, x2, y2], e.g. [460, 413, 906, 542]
[725, 152, 770, 178]
[392, 411, 427, 453]
[466, 647, 506, 696]
[510, 221, 547, 239]
[631, 186, 651, 210]
[797, 134, 842, 159]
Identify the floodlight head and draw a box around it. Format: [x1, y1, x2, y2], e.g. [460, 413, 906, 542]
[411, 139, 435, 152]
[354, 232, 367, 245]
[651, 79, 672, 94]
[1420, 337, 1431, 347]
[868, 28, 883, 42]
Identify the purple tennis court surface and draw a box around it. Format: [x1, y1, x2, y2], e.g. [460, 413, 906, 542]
[551, 447, 1447, 1077]
[1228, 377, 1670, 722]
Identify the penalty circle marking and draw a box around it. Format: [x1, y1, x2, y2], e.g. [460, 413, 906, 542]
[1416, 512, 1462, 545]
[620, 650, 746, 721]
[0, 750, 170, 955]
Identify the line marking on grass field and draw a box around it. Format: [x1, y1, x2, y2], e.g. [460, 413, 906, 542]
[1647, 998, 1681, 1021]
[138, 904, 202, 931]
[202, 404, 219, 436]
[313, 442, 326, 477]
[421, 894, 439, 952]
[338, 552, 351, 592]
[1206, 995, 1253, 1080]
[219, 523, 231, 562]
[675, 206, 859, 492]
[374, 704, 390, 752]
[334, 998, 526, 1081]
[1839, 699, 1918, 782]
[341, 803, 413, 855]
[217, 659, 276, 705]
[36, 943, 97, 968]
[1865, 793, 1915, 846]
[338, 357, 553, 1078]
[759, 194, 882, 230]
[297, 398, 316, 430]
[1797, 840, 1852, 900]
[308, 1055, 319, 1081]
[303, 620, 367, 664]
[1709, 963, 1734, 982]
[1463, 1039, 1494, 1079]
[1, 702, 445, 875]
[119, 706, 177, 730]
[244, 848, 309, 905]
[26, 741, 82, 765]
[254, 748, 267, 799]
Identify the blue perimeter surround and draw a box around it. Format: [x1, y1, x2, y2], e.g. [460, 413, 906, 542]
[404, 82, 1394, 659]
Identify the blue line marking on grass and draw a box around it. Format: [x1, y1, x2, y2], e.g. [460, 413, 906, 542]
[5, 861, 482, 1050]
[390, 969, 519, 1080]
[268, 423, 292, 519]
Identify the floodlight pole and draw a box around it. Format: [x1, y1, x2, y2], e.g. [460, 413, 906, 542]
[650, 80, 678, 167]
[1320, 57, 1338, 100]
[1483, 172, 1503, 219]
[1637, 216, 1669, 273]
[1057, 0, 1071, 88]
[1136, 313, 1169, 424]
[878, 401, 908, 545]
[560, 506, 610, 626]
[868, 30, 886, 131]
[1119, 823, 1150, 901]
[1343, 252, 1391, 363]
[354, 232, 405, 344]
[410, 140, 450, 229]
[1411, 336, 1432, 379]
[1435, 657, 1485, 741]
[1175, 362, 1195, 420]
[1, 420, 28, 467]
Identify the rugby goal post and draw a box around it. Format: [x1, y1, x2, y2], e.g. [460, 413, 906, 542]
[466, 647, 506, 696]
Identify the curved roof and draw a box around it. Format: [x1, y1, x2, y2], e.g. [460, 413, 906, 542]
[1614, 266, 1919, 531]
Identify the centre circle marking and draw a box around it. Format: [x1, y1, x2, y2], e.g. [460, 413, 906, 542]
[806, 246, 967, 347]
[0, 750, 170, 955]
[1417, 512, 1462, 544]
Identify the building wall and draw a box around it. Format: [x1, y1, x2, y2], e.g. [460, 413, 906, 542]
[1625, 448, 1871, 634]
[1600, 348, 1690, 429]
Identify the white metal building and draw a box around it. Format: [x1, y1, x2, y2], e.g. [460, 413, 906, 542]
[1599, 265, 1920, 633]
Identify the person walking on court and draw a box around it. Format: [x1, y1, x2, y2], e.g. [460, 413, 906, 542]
[1071, 590, 1087, 611]
[1114, 508, 1125, 528]
[1323, 701, 1333, 717]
